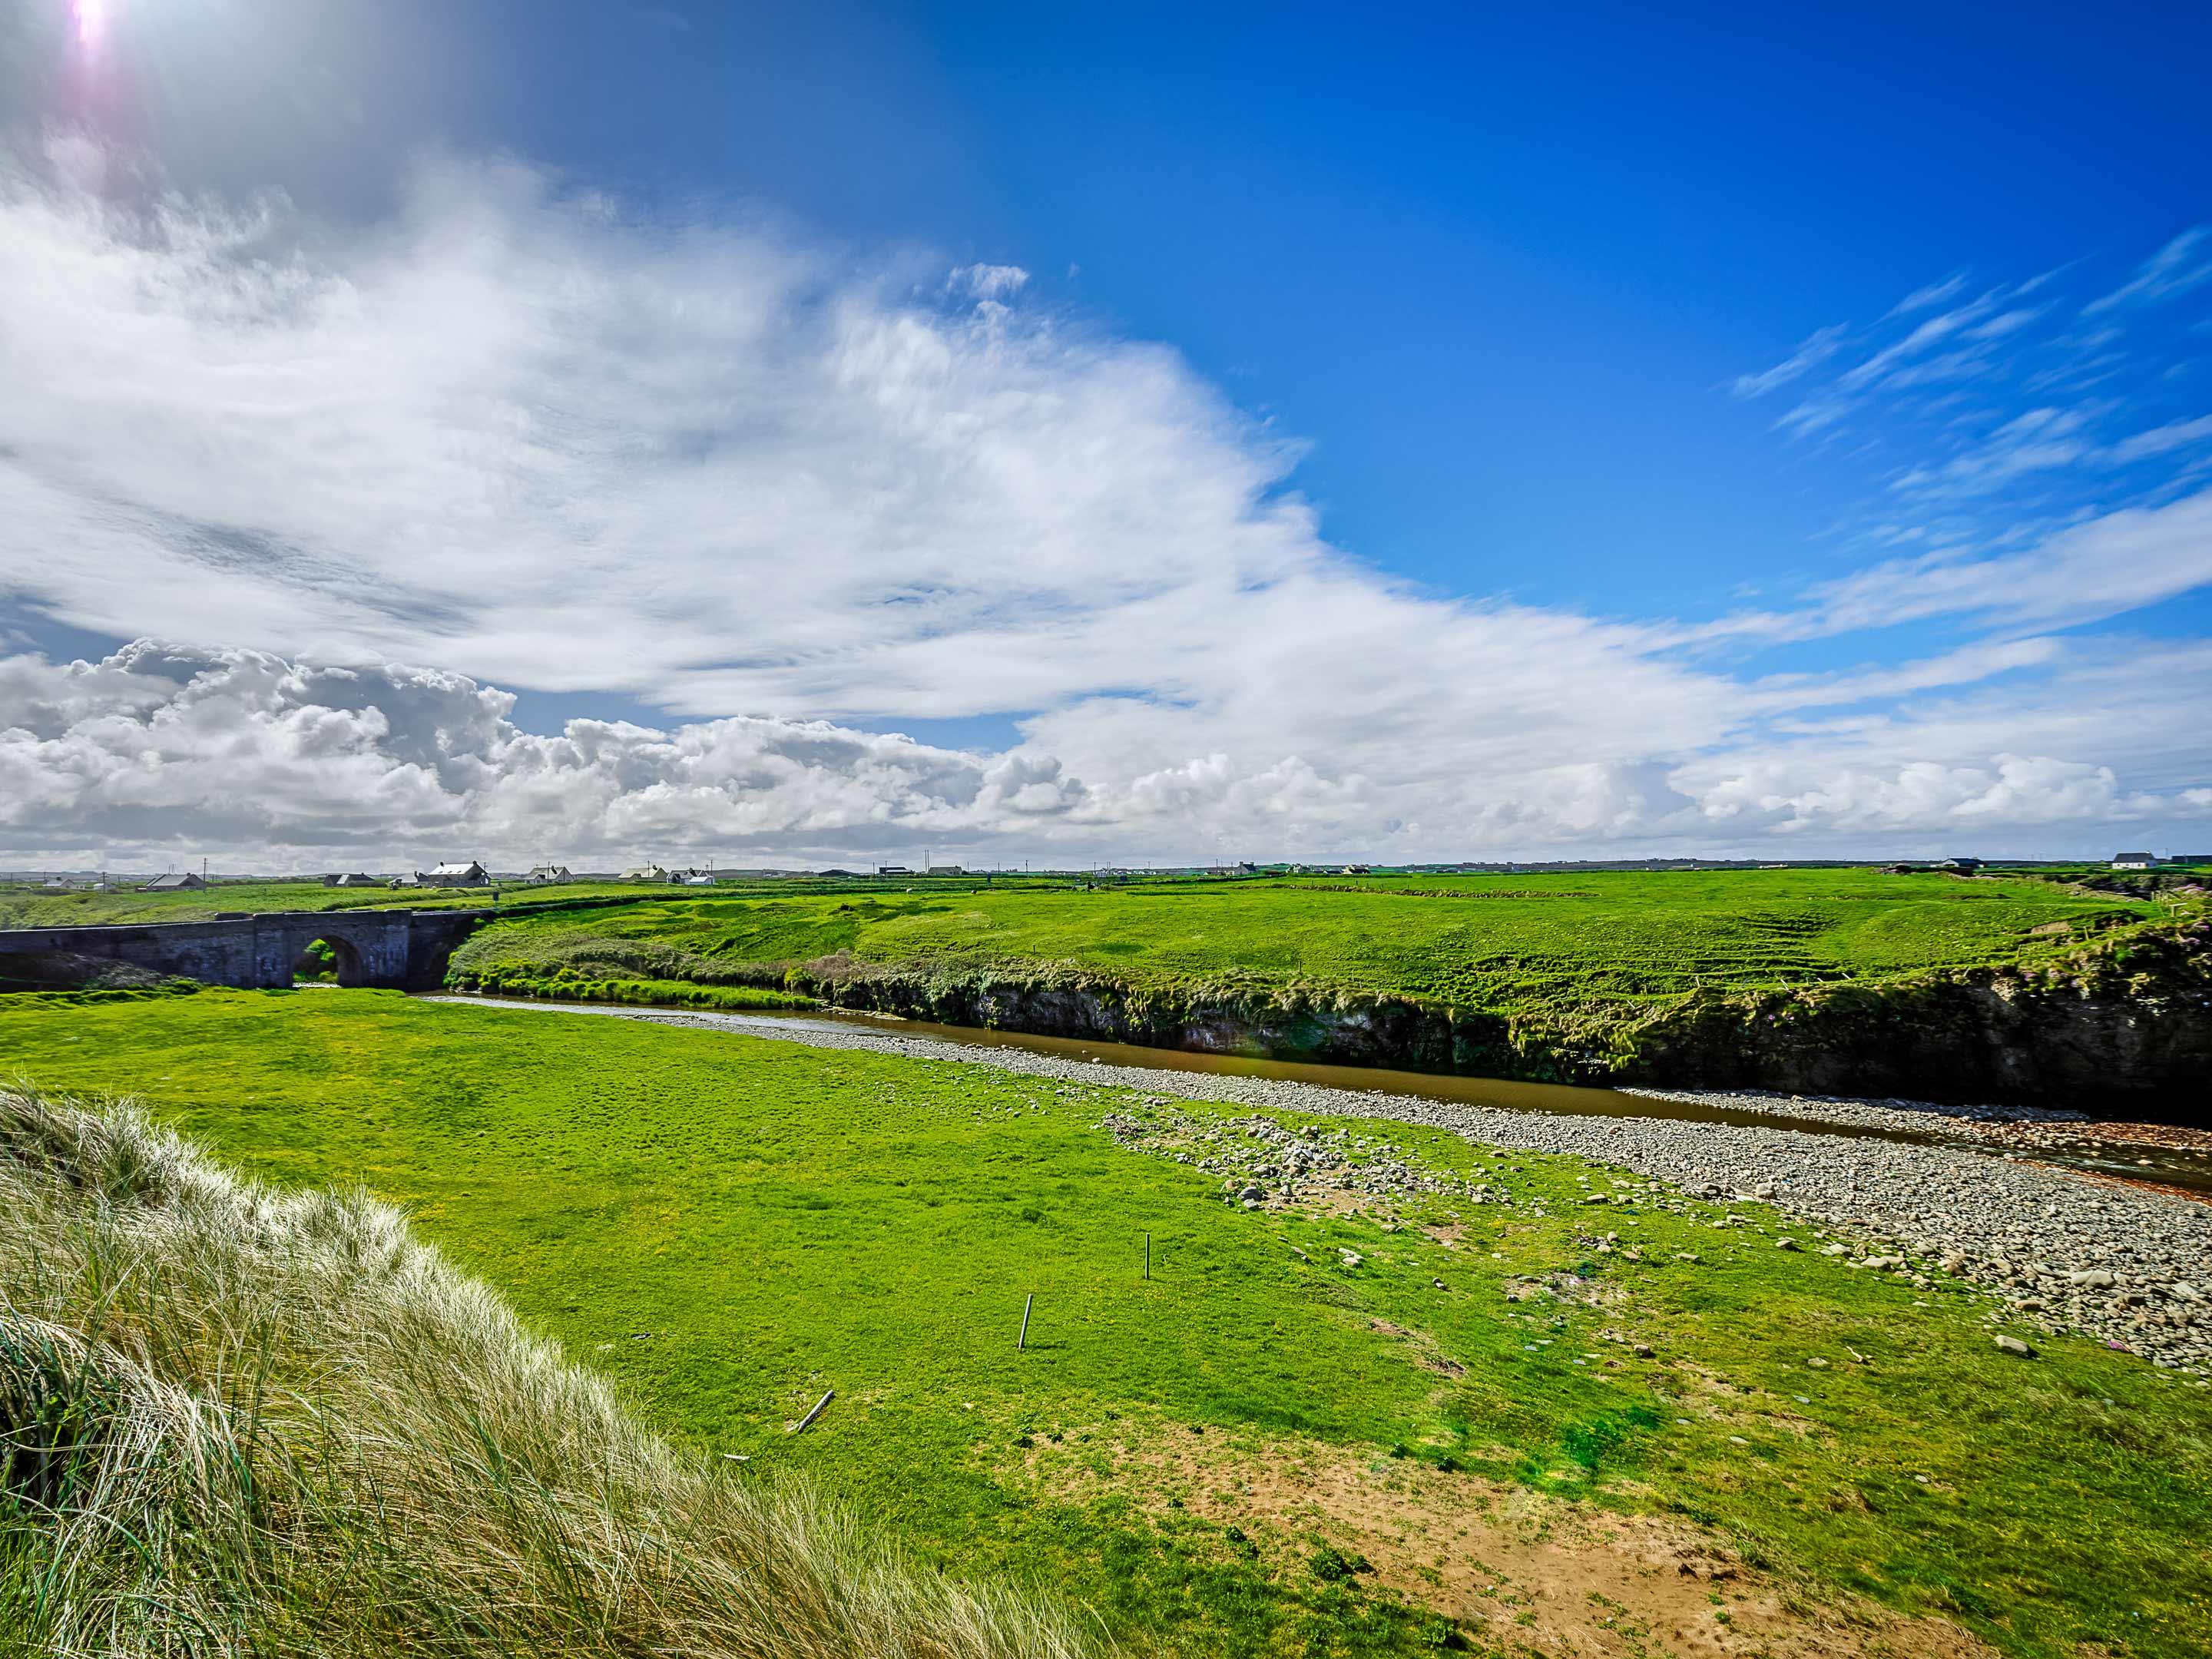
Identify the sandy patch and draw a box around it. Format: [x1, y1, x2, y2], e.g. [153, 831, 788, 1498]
[1018, 1423, 1995, 1659]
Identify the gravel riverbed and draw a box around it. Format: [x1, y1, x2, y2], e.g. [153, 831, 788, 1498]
[434, 998, 2212, 1376]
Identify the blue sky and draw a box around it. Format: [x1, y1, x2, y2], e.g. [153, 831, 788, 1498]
[127, 0, 2209, 623]
[0, 0, 2207, 866]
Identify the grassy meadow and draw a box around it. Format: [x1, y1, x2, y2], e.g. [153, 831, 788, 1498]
[0, 877, 670, 929]
[1, 1082, 1081, 1659]
[448, 867, 2160, 1015]
[3, 990, 2207, 1656]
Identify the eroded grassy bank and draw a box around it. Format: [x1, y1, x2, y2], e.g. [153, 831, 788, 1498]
[444, 876, 2212, 1111]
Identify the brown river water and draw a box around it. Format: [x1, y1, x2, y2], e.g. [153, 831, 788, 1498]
[429, 993, 2212, 1197]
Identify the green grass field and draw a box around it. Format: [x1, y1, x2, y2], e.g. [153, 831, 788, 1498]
[449, 868, 2159, 1015]
[0, 873, 1019, 929]
[0, 877, 670, 928]
[3, 990, 2206, 1656]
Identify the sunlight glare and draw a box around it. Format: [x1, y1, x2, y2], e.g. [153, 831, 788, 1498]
[75, 0, 110, 49]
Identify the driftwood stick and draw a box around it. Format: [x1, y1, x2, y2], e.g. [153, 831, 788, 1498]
[790, 1388, 835, 1434]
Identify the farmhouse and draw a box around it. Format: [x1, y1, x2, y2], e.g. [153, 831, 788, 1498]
[323, 873, 378, 887]
[877, 865, 912, 876]
[418, 861, 490, 888]
[140, 873, 207, 892]
[2111, 852, 2159, 870]
[927, 865, 966, 877]
[526, 865, 571, 884]
[622, 863, 671, 882]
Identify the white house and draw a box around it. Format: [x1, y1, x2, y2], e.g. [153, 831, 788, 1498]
[418, 860, 490, 888]
[622, 863, 671, 882]
[2111, 853, 2159, 870]
[141, 872, 207, 892]
[526, 865, 571, 884]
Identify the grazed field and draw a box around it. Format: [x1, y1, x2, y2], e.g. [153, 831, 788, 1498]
[4, 990, 2207, 1657]
[449, 869, 2155, 1012]
[0, 877, 658, 928]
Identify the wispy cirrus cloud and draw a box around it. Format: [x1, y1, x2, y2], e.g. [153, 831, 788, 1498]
[2084, 227, 2212, 314]
[1728, 229, 2212, 632]
[1730, 324, 1847, 399]
[1884, 270, 1969, 317]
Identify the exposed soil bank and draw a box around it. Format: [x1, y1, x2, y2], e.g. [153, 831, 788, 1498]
[741, 915, 2212, 1121]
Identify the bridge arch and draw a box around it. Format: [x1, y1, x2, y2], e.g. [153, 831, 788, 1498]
[307, 932, 371, 988]
[0, 904, 501, 993]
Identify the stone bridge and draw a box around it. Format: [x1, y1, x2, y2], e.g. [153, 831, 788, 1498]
[0, 908, 495, 992]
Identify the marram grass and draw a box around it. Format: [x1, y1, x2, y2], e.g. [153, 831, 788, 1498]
[0, 1084, 1089, 1659]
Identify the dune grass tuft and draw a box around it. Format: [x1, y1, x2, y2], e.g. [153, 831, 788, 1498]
[0, 1083, 1090, 1659]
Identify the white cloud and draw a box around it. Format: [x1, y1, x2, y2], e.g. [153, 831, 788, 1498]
[1888, 406, 2093, 498]
[2084, 227, 2212, 314]
[1885, 271, 1968, 317]
[1807, 488, 2212, 634]
[951, 263, 1030, 299]
[1836, 296, 1997, 391]
[0, 151, 2208, 867]
[2107, 412, 2212, 465]
[2, 636, 2204, 868]
[1730, 324, 1847, 399]
[0, 642, 1087, 866]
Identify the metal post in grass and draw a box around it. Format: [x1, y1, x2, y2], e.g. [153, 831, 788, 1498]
[1145, 1232, 1151, 1280]
[1018, 1292, 1035, 1351]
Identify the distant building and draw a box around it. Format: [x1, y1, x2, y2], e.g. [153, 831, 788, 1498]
[140, 873, 207, 892]
[526, 865, 571, 884]
[2111, 853, 2159, 870]
[1939, 856, 1985, 872]
[1340, 864, 1371, 876]
[621, 863, 671, 882]
[877, 865, 912, 876]
[418, 861, 490, 888]
[323, 873, 378, 888]
[926, 865, 965, 877]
